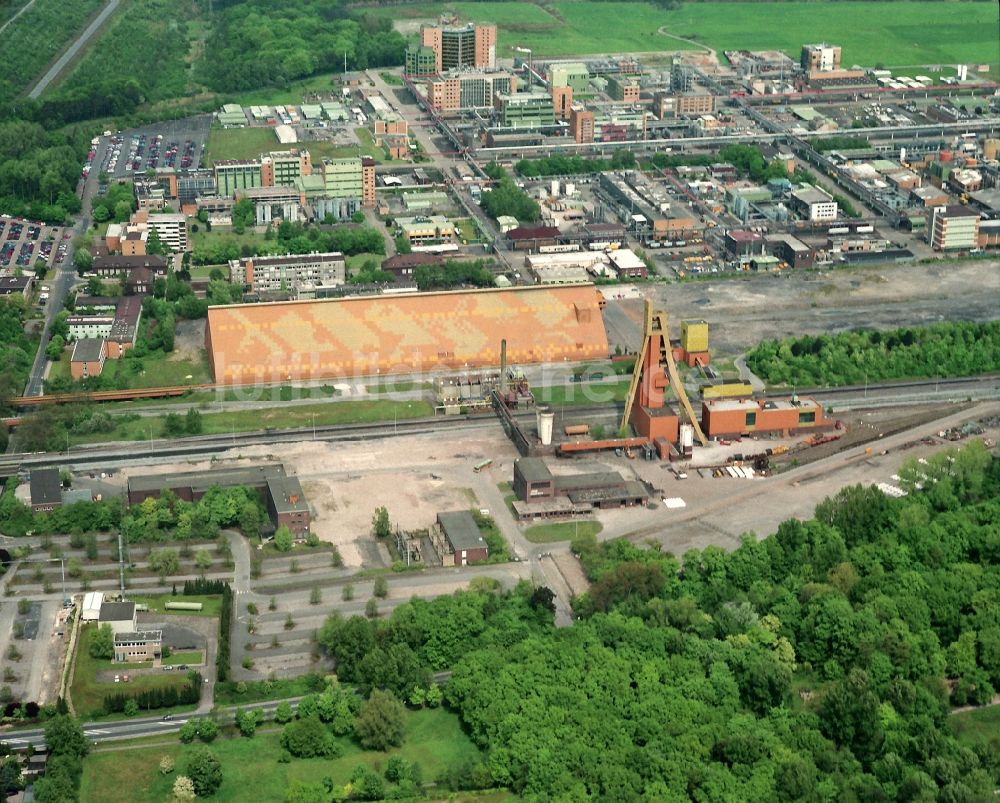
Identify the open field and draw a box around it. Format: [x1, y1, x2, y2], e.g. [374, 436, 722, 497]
[132, 594, 224, 618]
[524, 520, 603, 544]
[204, 125, 384, 166]
[374, 1, 999, 66]
[949, 705, 1000, 751]
[80, 707, 483, 803]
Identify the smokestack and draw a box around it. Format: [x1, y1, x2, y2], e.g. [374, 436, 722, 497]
[500, 339, 507, 393]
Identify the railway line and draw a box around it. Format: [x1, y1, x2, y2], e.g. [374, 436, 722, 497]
[1, 375, 997, 478]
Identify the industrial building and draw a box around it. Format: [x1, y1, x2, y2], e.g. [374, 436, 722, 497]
[127, 464, 311, 535]
[701, 397, 833, 439]
[930, 205, 981, 251]
[233, 251, 345, 293]
[238, 186, 303, 225]
[511, 458, 648, 519]
[434, 511, 489, 566]
[204, 284, 609, 384]
[114, 631, 163, 663]
[496, 92, 556, 129]
[214, 160, 263, 197]
[427, 70, 516, 113]
[29, 468, 62, 513]
[789, 185, 838, 221]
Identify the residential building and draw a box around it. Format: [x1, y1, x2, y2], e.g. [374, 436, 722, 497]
[790, 184, 838, 221]
[29, 468, 62, 513]
[435, 511, 488, 566]
[114, 630, 162, 663]
[606, 75, 640, 103]
[801, 43, 841, 73]
[260, 150, 312, 188]
[125, 266, 156, 295]
[496, 92, 555, 129]
[69, 338, 107, 381]
[67, 315, 114, 341]
[92, 254, 168, 279]
[930, 205, 981, 251]
[421, 22, 496, 72]
[570, 105, 594, 143]
[265, 475, 311, 536]
[0, 276, 32, 296]
[427, 70, 516, 113]
[234, 252, 346, 293]
[107, 296, 143, 358]
[214, 159, 263, 197]
[405, 45, 437, 77]
[121, 228, 148, 256]
[143, 213, 187, 252]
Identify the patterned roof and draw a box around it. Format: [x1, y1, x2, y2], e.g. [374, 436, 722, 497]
[205, 284, 608, 384]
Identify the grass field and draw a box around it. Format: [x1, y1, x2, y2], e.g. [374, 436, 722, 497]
[372, 1, 999, 67]
[949, 705, 1000, 751]
[50, 348, 211, 393]
[535, 378, 632, 407]
[162, 650, 204, 666]
[204, 125, 384, 166]
[80, 707, 483, 803]
[524, 520, 603, 544]
[132, 594, 224, 618]
[71, 625, 199, 719]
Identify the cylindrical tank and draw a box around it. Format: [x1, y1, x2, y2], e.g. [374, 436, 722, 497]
[939, 149, 953, 163]
[550, 179, 560, 197]
[565, 182, 576, 196]
[984, 139, 1000, 161]
[564, 424, 590, 436]
[537, 406, 554, 445]
[899, 146, 907, 163]
[536, 186, 547, 199]
[680, 424, 694, 452]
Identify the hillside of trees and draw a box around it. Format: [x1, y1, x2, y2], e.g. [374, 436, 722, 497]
[0, 121, 84, 222]
[0, 298, 35, 417]
[317, 441, 1000, 799]
[746, 321, 1000, 387]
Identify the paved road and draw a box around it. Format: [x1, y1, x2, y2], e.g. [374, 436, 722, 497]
[26, 0, 120, 99]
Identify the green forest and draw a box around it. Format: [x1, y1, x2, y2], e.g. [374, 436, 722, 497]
[746, 321, 1000, 387]
[313, 441, 1000, 801]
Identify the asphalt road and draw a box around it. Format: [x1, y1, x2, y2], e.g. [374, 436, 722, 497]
[26, 0, 120, 99]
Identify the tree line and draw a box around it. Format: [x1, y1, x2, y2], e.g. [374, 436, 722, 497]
[746, 321, 1000, 387]
[103, 672, 202, 715]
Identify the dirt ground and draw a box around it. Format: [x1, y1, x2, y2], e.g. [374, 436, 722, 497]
[171, 318, 206, 364]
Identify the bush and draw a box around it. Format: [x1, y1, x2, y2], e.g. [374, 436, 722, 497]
[279, 716, 341, 758]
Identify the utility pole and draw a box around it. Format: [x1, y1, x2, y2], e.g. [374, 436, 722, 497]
[117, 528, 126, 594]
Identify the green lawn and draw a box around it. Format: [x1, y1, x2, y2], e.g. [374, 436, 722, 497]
[163, 650, 204, 666]
[71, 625, 200, 719]
[949, 706, 1000, 751]
[203, 126, 281, 166]
[189, 225, 270, 257]
[371, 1, 998, 66]
[345, 251, 387, 274]
[524, 520, 602, 544]
[80, 707, 484, 803]
[132, 594, 224, 618]
[535, 378, 631, 407]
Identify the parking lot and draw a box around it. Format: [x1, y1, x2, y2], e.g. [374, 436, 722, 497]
[0, 215, 68, 274]
[88, 116, 212, 183]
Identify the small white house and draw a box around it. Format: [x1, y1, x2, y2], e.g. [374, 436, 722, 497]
[81, 591, 105, 622]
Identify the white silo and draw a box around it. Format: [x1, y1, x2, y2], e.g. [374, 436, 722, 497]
[550, 178, 560, 197]
[679, 424, 694, 456]
[565, 182, 576, 196]
[537, 406, 555, 445]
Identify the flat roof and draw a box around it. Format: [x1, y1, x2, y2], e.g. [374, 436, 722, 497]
[29, 468, 62, 506]
[114, 630, 162, 643]
[438, 510, 487, 552]
[205, 284, 608, 384]
[246, 252, 344, 267]
[99, 601, 135, 623]
[71, 338, 107, 363]
[129, 463, 287, 495]
[267, 476, 309, 515]
[515, 458, 553, 484]
[792, 185, 834, 205]
[553, 472, 626, 493]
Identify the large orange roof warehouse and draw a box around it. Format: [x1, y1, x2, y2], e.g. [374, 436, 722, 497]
[205, 284, 609, 384]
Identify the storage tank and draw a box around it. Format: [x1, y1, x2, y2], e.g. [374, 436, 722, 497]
[565, 182, 576, 196]
[939, 149, 953, 163]
[679, 424, 694, 455]
[536, 406, 554, 445]
[984, 139, 1000, 161]
[899, 146, 907, 163]
[564, 423, 590, 437]
[550, 179, 560, 197]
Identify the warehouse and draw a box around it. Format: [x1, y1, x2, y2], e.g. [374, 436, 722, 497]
[701, 397, 833, 439]
[205, 284, 608, 384]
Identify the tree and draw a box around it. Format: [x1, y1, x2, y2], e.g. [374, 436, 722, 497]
[342, 584, 354, 601]
[89, 624, 114, 659]
[45, 335, 64, 360]
[146, 227, 167, 256]
[365, 597, 379, 619]
[149, 548, 180, 579]
[274, 700, 293, 724]
[310, 585, 322, 605]
[163, 412, 185, 437]
[198, 718, 219, 743]
[274, 524, 294, 552]
[185, 407, 203, 435]
[280, 716, 339, 758]
[372, 506, 391, 539]
[354, 689, 406, 751]
[237, 709, 260, 737]
[43, 715, 89, 757]
[186, 749, 223, 797]
[373, 576, 388, 599]
[195, 549, 212, 570]
[284, 780, 328, 803]
[172, 774, 196, 802]
[73, 248, 92, 273]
